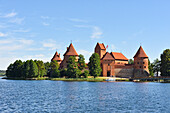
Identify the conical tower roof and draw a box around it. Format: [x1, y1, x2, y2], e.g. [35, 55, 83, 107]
[63, 43, 78, 56]
[134, 46, 148, 58]
[51, 51, 62, 61]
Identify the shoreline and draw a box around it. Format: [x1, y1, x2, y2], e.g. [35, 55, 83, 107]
[2, 77, 170, 83]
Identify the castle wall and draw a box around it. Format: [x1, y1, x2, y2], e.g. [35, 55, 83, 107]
[133, 69, 149, 78]
[115, 60, 128, 65]
[114, 64, 134, 78]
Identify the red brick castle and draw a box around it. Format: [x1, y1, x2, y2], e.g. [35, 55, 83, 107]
[52, 43, 149, 78]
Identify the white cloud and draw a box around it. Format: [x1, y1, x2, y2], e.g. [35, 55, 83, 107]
[13, 29, 30, 33]
[9, 17, 24, 24]
[91, 26, 103, 39]
[69, 18, 88, 23]
[41, 16, 49, 19]
[42, 22, 50, 26]
[74, 25, 91, 28]
[42, 39, 60, 50]
[2, 12, 17, 18]
[18, 39, 33, 45]
[0, 32, 8, 37]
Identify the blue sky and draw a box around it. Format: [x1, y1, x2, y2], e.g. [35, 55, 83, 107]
[0, 0, 170, 69]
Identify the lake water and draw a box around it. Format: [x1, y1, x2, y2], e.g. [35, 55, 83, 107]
[0, 77, 170, 113]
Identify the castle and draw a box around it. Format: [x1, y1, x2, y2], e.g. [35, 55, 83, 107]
[51, 43, 149, 78]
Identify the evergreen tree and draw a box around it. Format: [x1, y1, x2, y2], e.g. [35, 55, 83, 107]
[88, 53, 102, 78]
[153, 58, 161, 77]
[82, 70, 90, 78]
[78, 54, 86, 70]
[67, 56, 81, 78]
[160, 49, 170, 76]
[50, 60, 60, 78]
[23, 60, 30, 78]
[148, 60, 154, 76]
[34, 60, 46, 77]
[128, 59, 134, 64]
[13, 60, 23, 77]
[44, 62, 50, 76]
[29, 60, 38, 78]
[60, 68, 67, 77]
[6, 63, 14, 78]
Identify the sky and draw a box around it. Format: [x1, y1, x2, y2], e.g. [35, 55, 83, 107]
[0, 0, 170, 70]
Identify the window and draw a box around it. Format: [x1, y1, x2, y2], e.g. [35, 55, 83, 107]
[108, 64, 110, 66]
[144, 66, 146, 68]
[143, 62, 145, 64]
[140, 66, 142, 68]
[137, 62, 139, 64]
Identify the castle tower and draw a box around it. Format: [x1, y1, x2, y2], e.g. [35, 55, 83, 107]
[95, 43, 106, 59]
[60, 43, 78, 69]
[133, 46, 149, 77]
[51, 51, 62, 64]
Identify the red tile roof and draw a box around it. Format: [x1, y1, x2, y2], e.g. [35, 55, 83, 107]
[51, 51, 62, 61]
[64, 43, 78, 56]
[111, 52, 128, 61]
[134, 46, 148, 58]
[101, 52, 114, 60]
[98, 43, 106, 50]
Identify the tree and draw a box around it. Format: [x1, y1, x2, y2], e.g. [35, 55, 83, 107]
[34, 60, 46, 77]
[148, 60, 154, 76]
[82, 70, 90, 78]
[60, 68, 67, 77]
[153, 58, 161, 77]
[44, 62, 50, 76]
[88, 53, 102, 78]
[128, 59, 134, 64]
[29, 60, 38, 78]
[160, 49, 170, 76]
[13, 60, 24, 78]
[23, 60, 30, 78]
[78, 54, 86, 70]
[6, 63, 14, 78]
[50, 60, 60, 78]
[67, 56, 81, 78]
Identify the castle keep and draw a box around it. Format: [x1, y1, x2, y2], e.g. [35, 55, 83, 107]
[52, 43, 149, 78]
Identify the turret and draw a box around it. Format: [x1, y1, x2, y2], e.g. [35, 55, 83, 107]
[133, 46, 149, 77]
[95, 42, 106, 59]
[51, 51, 62, 64]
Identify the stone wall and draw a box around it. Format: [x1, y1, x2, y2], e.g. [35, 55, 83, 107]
[114, 68, 134, 78]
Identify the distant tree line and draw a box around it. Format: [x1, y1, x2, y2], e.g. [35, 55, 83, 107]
[6, 53, 102, 78]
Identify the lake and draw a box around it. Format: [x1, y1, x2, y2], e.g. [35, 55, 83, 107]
[0, 77, 170, 113]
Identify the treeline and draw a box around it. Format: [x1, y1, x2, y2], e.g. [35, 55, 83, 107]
[148, 49, 170, 77]
[6, 53, 102, 78]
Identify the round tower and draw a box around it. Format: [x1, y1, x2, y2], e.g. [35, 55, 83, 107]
[133, 46, 149, 77]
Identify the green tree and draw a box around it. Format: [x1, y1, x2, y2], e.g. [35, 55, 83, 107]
[78, 54, 86, 70]
[153, 58, 161, 77]
[44, 62, 50, 76]
[160, 49, 170, 76]
[29, 60, 38, 78]
[34, 60, 46, 77]
[128, 59, 134, 64]
[13, 60, 24, 78]
[6, 63, 14, 78]
[50, 60, 60, 78]
[67, 56, 81, 78]
[88, 53, 102, 78]
[82, 70, 90, 78]
[148, 60, 154, 76]
[60, 68, 67, 77]
[23, 60, 30, 78]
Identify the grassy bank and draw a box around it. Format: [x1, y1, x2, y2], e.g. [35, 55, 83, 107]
[3, 77, 105, 82]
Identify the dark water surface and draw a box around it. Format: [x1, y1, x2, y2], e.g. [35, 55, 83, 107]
[0, 77, 170, 113]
